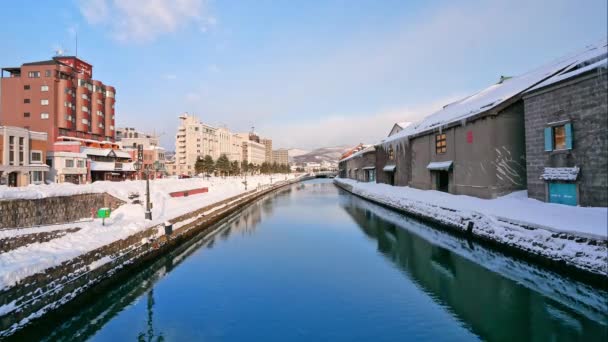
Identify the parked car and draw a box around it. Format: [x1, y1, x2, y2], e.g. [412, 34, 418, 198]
[178, 174, 191, 179]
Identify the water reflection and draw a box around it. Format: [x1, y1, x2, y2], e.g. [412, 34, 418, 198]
[5, 180, 607, 341]
[340, 194, 608, 341]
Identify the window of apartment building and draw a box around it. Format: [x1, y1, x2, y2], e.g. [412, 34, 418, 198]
[31, 151, 42, 163]
[82, 118, 89, 125]
[435, 133, 447, 154]
[28, 71, 40, 78]
[82, 106, 89, 112]
[46, 158, 53, 167]
[31, 171, 43, 183]
[41, 99, 49, 105]
[41, 85, 49, 92]
[24, 85, 30, 90]
[8, 136, 14, 165]
[81, 93, 88, 100]
[544, 123, 573, 151]
[97, 99, 102, 105]
[18, 137, 24, 165]
[23, 112, 30, 118]
[24, 98, 30, 104]
[41, 113, 49, 119]
[45, 70, 51, 77]
[77, 160, 85, 168]
[65, 159, 74, 168]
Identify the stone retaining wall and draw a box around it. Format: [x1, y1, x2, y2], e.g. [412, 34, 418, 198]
[0, 178, 300, 337]
[0, 193, 124, 229]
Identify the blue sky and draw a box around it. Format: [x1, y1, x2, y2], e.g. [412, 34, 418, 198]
[0, 0, 606, 150]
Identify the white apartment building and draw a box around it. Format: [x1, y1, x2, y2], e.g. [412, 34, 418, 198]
[272, 148, 289, 165]
[239, 136, 266, 166]
[172, 114, 246, 176]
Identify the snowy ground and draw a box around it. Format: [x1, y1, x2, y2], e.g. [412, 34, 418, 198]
[0, 174, 298, 290]
[336, 178, 607, 239]
[335, 178, 607, 277]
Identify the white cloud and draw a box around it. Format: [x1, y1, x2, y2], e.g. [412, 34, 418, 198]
[78, 0, 216, 42]
[262, 95, 463, 149]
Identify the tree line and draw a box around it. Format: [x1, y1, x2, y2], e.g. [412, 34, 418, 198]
[194, 154, 291, 176]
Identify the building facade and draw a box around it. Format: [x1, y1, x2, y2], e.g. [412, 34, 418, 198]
[117, 127, 166, 179]
[242, 139, 266, 165]
[524, 58, 607, 206]
[272, 148, 289, 165]
[1, 56, 116, 149]
[339, 146, 376, 182]
[261, 138, 273, 163]
[0, 126, 49, 186]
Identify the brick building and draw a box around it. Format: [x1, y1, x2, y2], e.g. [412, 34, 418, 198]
[1, 56, 116, 149]
[339, 145, 376, 182]
[523, 43, 607, 206]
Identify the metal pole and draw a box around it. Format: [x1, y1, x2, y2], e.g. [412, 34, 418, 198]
[145, 170, 152, 220]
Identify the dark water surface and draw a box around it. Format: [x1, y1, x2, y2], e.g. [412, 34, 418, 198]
[9, 179, 608, 341]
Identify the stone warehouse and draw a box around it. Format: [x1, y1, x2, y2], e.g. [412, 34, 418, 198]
[523, 50, 607, 207]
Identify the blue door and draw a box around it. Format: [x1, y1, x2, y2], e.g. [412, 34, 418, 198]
[548, 182, 577, 206]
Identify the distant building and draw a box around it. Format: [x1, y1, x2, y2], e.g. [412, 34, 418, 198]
[387, 122, 412, 137]
[1, 56, 116, 149]
[523, 46, 607, 206]
[261, 138, 273, 163]
[272, 148, 289, 165]
[117, 127, 165, 179]
[0, 126, 49, 186]
[241, 137, 266, 166]
[171, 114, 245, 176]
[339, 145, 375, 182]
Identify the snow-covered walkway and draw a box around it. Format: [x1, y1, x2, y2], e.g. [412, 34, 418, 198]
[0, 175, 297, 290]
[336, 178, 607, 239]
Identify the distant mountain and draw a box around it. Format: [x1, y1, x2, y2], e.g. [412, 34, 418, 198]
[291, 146, 350, 165]
[287, 148, 311, 162]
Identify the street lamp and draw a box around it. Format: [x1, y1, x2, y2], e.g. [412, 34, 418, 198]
[134, 161, 152, 220]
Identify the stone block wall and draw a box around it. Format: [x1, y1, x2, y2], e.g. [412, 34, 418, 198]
[0, 193, 124, 229]
[524, 70, 608, 207]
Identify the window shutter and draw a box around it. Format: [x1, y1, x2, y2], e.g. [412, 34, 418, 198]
[544, 127, 553, 151]
[565, 123, 573, 149]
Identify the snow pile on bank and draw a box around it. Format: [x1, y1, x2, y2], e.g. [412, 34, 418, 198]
[0, 174, 297, 290]
[335, 178, 607, 276]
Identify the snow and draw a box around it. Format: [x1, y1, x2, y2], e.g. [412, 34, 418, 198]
[0, 174, 298, 290]
[383, 38, 607, 145]
[335, 178, 607, 239]
[541, 166, 580, 181]
[527, 42, 607, 92]
[339, 145, 375, 163]
[426, 161, 453, 170]
[382, 165, 396, 172]
[335, 178, 607, 276]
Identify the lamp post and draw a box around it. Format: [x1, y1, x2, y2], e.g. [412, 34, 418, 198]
[134, 161, 152, 220]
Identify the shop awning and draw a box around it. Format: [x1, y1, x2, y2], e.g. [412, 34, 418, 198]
[383, 165, 396, 172]
[427, 161, 453, 171]
[362, 166, 375, 170]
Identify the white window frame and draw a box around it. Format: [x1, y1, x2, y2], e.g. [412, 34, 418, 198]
[30, 150, 43, 163]
[41, 112, 49, 119]
[41, 85, 49, 92]
[40, 99, 49, 105]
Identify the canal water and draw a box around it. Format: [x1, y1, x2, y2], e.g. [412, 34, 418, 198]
[8, 179, 607, 341]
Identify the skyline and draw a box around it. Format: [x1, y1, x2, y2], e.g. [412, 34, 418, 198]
[0, 0, 606, 150]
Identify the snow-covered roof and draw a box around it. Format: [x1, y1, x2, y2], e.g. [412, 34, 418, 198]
[48, 151, 88, 158]
[527, 42, 607, 92]
[81, 148, 131, 159]
[339, 145, 375, 163]
[90, 161, 135, 171]
[396, 122, 412, 129]
[383, 165, 396, 172]
[541, 167, 580, 181]
[382, 38, 608, 145]
[362, 166, 375, 170]
[427, 161, 453, 171]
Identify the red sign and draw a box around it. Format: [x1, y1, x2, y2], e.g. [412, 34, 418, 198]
[466, 131, 473, 144]
[56, 57, 93, 78]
